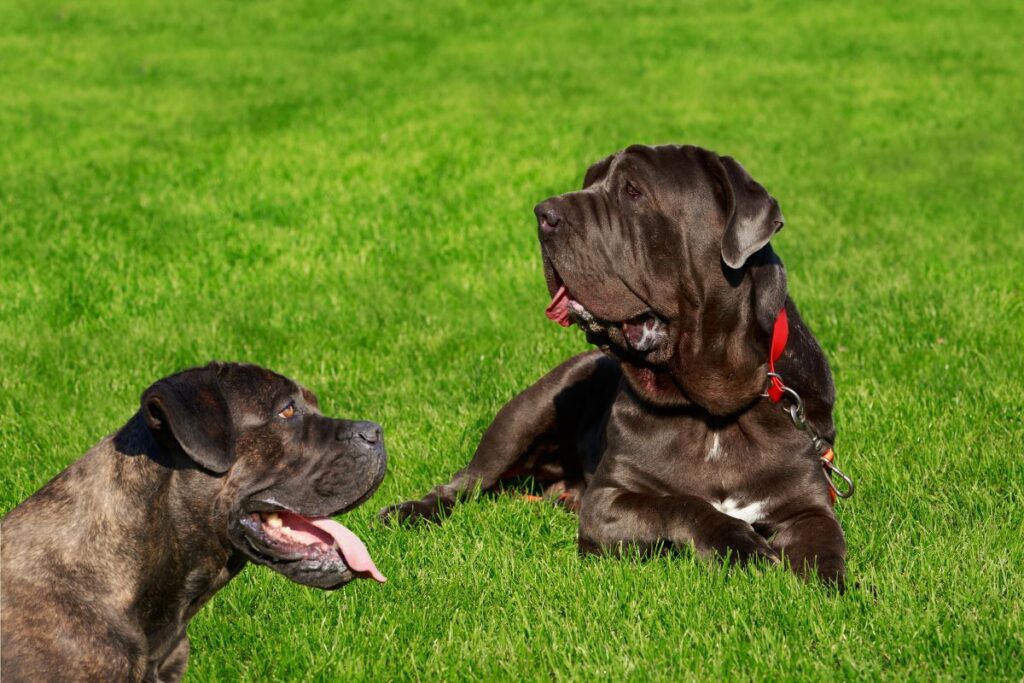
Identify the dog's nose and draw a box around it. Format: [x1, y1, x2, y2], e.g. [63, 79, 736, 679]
[338, 421, 383, 445]
[535, 201, 562, 234]
[356, 421, 382, 445]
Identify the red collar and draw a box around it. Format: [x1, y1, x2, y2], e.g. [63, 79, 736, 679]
[766, 307, 789, 402]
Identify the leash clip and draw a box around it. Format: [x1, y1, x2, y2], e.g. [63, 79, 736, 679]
[771, 381, 811, 436]
[771, 378, 856, 502]
[820, 450, 855, 500]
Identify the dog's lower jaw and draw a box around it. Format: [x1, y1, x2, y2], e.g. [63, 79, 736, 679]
[582, 321, 690, 407]
[618, 361, 691, 407]
[618, 356, 768, 416]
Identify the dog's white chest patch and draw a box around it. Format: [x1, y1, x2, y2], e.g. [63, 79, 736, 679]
[712, 498, 766, 525]
[705, 433, 725, 461]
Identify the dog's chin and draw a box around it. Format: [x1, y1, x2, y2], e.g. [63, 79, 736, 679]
[266, 557, 356, 590]
[263, 553, 355, 590]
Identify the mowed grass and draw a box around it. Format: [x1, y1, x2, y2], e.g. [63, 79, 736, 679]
[1, 0, 1022, 680]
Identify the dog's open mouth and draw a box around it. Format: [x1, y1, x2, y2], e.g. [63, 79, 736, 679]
[544, 267, 668, 354]
[544, 268, 603, 329]
[239, 510, 386, 583]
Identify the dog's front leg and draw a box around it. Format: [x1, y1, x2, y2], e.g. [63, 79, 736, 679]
[380, 351, 617, 525]
[152, 636, 189, 683]
[578, 485, 781, 565]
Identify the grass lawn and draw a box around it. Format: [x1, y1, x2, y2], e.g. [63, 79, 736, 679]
[2, 0, 1022, 680]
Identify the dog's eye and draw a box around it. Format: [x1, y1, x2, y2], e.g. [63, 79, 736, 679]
[278, 402, 297, 419]
[625, 181, 642, 199]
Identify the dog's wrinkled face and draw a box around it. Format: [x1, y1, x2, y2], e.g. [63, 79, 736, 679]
[141, 363, 387, 589]
[537, 144, 787, 412]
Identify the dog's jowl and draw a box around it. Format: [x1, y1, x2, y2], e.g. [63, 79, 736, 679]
[1, 363, 387, 682]
[382, 144, 847, 588]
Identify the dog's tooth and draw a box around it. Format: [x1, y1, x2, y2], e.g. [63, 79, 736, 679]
[265, 512, 283, 528]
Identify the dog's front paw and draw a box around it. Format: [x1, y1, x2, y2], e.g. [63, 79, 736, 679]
[790, 552, 846, 592]
[703, 519, 780, 566]
[378, 497, 452, 526]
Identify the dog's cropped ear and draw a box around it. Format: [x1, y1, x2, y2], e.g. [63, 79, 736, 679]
[141, 368, 234, 473]
[582, 153, 615, 189]
[299, 385, 320, 412]
[717, 155, 785, 270]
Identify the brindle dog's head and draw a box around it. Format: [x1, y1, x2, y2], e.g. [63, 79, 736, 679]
[141, 362, 387, 589]
[537, 144, 788, 415]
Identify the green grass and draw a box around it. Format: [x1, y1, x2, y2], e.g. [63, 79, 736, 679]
[2, 0, 1022, 680]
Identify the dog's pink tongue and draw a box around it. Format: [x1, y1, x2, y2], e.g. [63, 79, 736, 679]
[545, 285, 572, 327]
[310, 518, 387, 583]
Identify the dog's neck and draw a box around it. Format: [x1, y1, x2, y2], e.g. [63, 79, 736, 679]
[620, 299, 767, 415]
[624, 290, 832, 433]
[45, 415, 245, 640]
[653, 246, 787, 415]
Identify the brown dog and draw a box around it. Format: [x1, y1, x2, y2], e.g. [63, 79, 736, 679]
[382, 144, 849, 587]
[1, 363, 387, 682]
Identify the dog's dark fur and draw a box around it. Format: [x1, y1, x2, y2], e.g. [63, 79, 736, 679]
[382, 144, 845, 587]
[1, 363, 386, 682]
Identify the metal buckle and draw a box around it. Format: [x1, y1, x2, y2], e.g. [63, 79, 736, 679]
[760, 372, 784, 398]
[821, 457, 855, 499]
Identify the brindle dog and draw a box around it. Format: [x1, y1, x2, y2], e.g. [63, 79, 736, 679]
[1, 363, 387, 682]
[382, 144, 846, 588]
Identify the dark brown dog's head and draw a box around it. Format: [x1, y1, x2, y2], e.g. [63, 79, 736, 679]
[537, 144, 788, 414]
[140, 362, 387, 589]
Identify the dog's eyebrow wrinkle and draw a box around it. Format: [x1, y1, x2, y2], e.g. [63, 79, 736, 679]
[594, 190, 613, 236]
[593, 192, 625, 266]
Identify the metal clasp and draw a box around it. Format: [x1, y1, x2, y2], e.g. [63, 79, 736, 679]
[761, 372, 784, 398]
[770, 375, 856, 501]
[821, 456, 855, 499]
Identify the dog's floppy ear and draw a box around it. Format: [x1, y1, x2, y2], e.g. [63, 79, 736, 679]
[747, 245, 788, 333]
[141, 366, 235, 473]
[582, 153, 615, 189]
[718, 155, 785, 270]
